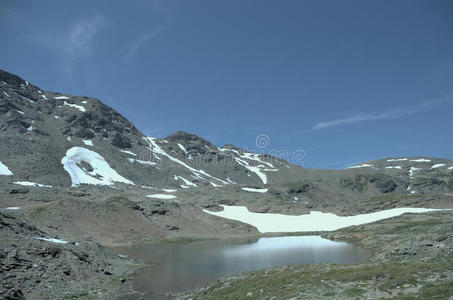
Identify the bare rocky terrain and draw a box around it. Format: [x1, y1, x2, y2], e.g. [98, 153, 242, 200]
[1, 69, 453, 299]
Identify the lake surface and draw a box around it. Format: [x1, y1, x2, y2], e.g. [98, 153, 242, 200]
[118, 236, 369, 297]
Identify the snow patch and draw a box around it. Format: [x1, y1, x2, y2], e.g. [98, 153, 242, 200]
[64, 101, 86, 112]
[204, 205, 450, 233]
[347, 164, 373, 169]
[385, 166, 402, 169]
[127, 158, 156, 165]
[387, 158, 408, 162]
[410, 159, 431, 162]
[82, 140, 93, 146]
[4, 207, 20, 210]
[119, 150, 137, 156]
[162, 189, 177, 193]
[175, 176, 197, 187]
[177, 143, 188, 154]
[0, 161, 13, 176]
[210, 182, 222, 188]
[431, 164, 446, 169]
[54, 96, 69, 100]
[13, 181, 52, 188]
[146, 194, 177, 200]
[61, 147, 134, 186]
[36, 237, 69, 244]
[241, 187, 268, 193]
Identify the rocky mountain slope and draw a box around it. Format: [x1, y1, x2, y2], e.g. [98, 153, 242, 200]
[1, 68, 453, 299]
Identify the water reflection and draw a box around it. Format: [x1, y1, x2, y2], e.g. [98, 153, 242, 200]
[119, 236, 369, 295]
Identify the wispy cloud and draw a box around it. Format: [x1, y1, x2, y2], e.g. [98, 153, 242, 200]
[124, 18, 173, 61]
[313, 99, 448, 130]
[30, 14, 107, 74]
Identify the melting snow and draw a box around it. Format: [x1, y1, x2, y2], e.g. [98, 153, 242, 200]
[410, 159, 431, 162]
[210, 182, 222, 188]
[61, 147, 134, 186]
[119, 150, 137, 156]
[431, 164, 446, 169]
[4, 207, 20, 210]
[0, 161, 13, 176]
[177, 143, 188, 154]
[54, 96, 69, 100]
[36, 237, 69, 244]
[146, 194, 177, 200]
[449, 167, 453, 170]
[241, 187, 268, 193]
[14, 181, 52, 188]
[16, 110, 25, 115]
[181, 185, 190, 189]
[82, 140, 93, 146]
[348, 164, 373, 169]
[385, 166, 402, 169]
[64, 101, 86, 112]
[204, 205, 450, 233]
[162, 189, 177, 193]
[2, 90, 9, 97]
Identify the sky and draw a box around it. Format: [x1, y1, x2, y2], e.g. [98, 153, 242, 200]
[1, 0, 452, 169]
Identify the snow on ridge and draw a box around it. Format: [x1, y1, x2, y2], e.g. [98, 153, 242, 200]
[431, 164, 446, 169]
[410, 158, 431, 163]
[385, 166, 402, 169]
[146, 194, 176, 200]
[234, 156, 268, 184]
[145, 137, 228, 184]
[0, 161, 13, 176]
[387, 158, 408, 162]
[14, 181, 52, 188]
[54, 96, 70, 100]
[177, 143, 188, 154]
[61, 147, 134, 187]
[241, 187, 268, 193]
[64, 101, 86, 112]
[119, 150, 137, 156]
[127, 158, 156, 166]
[347, 164, 373, 169]
[203, 205, 449, 233]
[82, 140, 93, 146]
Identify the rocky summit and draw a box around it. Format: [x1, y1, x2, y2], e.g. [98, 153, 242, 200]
[1, 69, 452, 299]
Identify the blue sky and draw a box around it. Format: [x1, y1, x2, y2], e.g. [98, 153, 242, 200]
[1, 0, 452, 169]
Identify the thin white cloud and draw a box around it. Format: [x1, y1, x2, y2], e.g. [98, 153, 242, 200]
[313, 99, 448, 130]
[30, 14, 107, 74]
[124, 18, 173, 61]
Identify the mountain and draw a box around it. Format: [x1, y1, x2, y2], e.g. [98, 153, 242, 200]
[1, 68, 453, 298]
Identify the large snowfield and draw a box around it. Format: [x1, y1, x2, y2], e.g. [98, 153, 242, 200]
[204, 205, 449, 233]
[61, 147, 134, 186]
